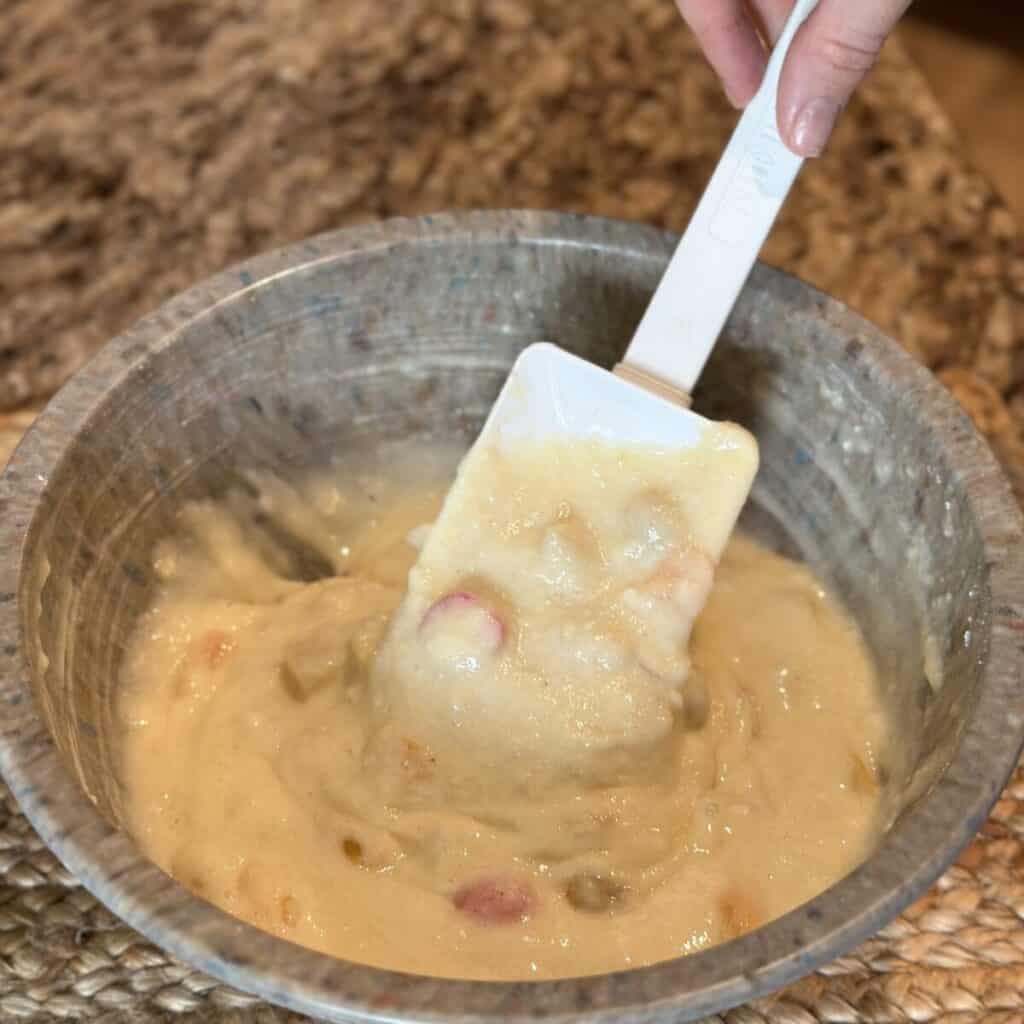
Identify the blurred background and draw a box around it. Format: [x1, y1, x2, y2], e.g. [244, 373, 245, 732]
[2, 0, 1022, 488]
[903, 0, 1024, 217]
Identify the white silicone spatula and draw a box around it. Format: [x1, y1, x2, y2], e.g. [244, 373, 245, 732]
[422, 0, 819, 564]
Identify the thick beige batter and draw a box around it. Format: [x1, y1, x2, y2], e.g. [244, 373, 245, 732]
[374, 430, 756, 794]
[120, 441, 889, 981]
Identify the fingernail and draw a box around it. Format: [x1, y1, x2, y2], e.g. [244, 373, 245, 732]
[790, 98, 840, 157]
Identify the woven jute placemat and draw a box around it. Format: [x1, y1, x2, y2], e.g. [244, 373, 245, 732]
[0, 767, 1021, 1024]
[3, 0, 1024, 1020]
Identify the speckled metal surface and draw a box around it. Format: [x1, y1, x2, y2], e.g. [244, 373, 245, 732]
[0, 211, 1023, 1023]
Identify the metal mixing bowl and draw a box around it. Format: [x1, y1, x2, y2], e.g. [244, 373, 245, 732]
[1, 211, 1022, 1023]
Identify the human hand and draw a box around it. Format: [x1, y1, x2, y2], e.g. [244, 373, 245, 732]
[675, 0, 912, 156]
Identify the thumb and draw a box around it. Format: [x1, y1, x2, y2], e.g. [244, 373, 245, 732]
[777, 0, 912, 157]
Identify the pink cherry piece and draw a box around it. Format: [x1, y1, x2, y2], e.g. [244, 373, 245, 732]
[452, 877, 534, 924]
[419, 592, 504, 653]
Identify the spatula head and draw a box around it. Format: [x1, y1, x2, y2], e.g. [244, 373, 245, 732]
[372, 343, 760, 787]
[442, 343, 758, 560]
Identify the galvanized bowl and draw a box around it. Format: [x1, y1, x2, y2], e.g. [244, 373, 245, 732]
[1, 211, 1022, 1023]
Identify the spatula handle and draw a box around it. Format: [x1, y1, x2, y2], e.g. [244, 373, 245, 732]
[620, 0, 820, 398]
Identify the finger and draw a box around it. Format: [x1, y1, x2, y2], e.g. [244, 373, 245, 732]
[777, 0, 912, 156]
[675, 0, 768, 107]
[745, 0, 794, 44]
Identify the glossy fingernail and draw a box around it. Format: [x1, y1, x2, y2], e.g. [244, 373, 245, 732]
[790, 98, 840, 157]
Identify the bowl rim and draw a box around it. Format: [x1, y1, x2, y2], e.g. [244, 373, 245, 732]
[1, 209, 1023, 1023]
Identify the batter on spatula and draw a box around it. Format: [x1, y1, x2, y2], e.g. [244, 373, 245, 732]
[373, 427, 758, 793]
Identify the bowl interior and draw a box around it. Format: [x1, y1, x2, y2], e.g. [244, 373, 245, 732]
[21, 220, 986, 830]
[5, 212, 1019, 1022]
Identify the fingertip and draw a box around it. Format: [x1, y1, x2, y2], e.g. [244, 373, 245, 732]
[724, 74, 759, 109]
[786, 97, 841, 157]
[676, 1, 767, 110]
[775, 0, 908, 157]
[775, 23, 835, 157]
[722, 47, 768, 108]
[775, 21, 807, 154]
